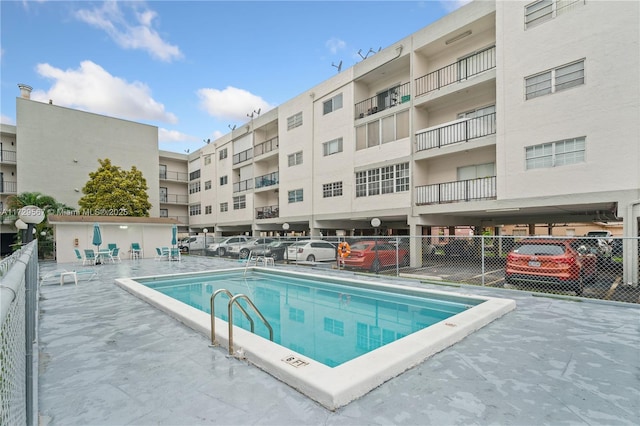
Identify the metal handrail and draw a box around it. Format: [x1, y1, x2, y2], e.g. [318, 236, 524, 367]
[210, 289, 254, 345]
[228, 294, 273, 356]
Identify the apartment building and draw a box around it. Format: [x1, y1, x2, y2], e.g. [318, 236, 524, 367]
[1, 0, 638, 282]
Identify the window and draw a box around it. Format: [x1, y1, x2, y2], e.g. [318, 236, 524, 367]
[525, 0, 585, 29]
[526, 59, 584, 99]
[458, 163, 496, 180]
[288, 189, 303, 203]
[189, 204, 201, 216]
[159, 164, 167, 179]
[220, 202, 228, 212]
[219, 148, 228, 160]
[356, 110, 409, 150]
[189, 170, 201, 181]
[205, 205, 212, 214]
[323, 93, 343, 115]
[233, 195, 246, 210]
[219, 175, 228, 186]
[287, 112, 303, 130]
[322, 182, 343, 198]
[355, 163, 410, 197]
[189, 181, 201, 194]
[289, 307, 305, 323]
[204, 155, 211, 165]
[322, 138, 343, 156]
[204, 180, 212, 190]
[324, 318, 344, 336]
[525, 137, 585, 170]
[288, 151, 303, 166]
[159, 208, 168, 218]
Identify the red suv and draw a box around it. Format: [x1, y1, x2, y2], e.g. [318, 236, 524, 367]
[505, 238, 597, 295]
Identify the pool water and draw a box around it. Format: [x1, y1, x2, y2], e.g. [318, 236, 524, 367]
[138, 269, 480, 367]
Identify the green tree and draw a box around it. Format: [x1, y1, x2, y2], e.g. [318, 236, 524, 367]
[78, 158, 151, 217]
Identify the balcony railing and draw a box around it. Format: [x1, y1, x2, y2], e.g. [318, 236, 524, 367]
[233, 178, 254, 193]
[159, 194, 189, 204]
[255, 171, 279, 189]
[354, 82, 411, 119]
[254, 137, 279, 157]
[0, 149, 17, 163]
[159, 170, 188, 181]
[416, 112, 496, 152]
[415, 46, 496, 97]
[256, 205, 279, 220]
[233, 148, 253, 165]
[415, 176, 496, 205]
[0, 181, 17, 194]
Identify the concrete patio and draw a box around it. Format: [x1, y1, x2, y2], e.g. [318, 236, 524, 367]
[37, 256, 639, 425]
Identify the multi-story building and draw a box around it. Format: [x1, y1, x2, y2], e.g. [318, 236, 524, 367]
[1, 1, 638, 283]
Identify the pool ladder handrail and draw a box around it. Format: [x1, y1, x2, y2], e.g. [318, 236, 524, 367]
[209, 289, 274, 356]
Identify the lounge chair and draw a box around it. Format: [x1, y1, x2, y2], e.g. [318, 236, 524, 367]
[83, 249, 97, 265]
[130, 243, 143, 259]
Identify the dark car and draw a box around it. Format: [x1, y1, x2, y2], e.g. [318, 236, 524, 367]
[441, 239, 474, 257]
[505, 238, 597, 295]
[250, 240, 296, 261]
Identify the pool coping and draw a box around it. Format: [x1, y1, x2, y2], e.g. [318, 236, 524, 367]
[115, 267, 516, 410]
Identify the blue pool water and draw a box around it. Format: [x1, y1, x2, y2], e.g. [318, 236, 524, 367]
[138, 269, 481, 367]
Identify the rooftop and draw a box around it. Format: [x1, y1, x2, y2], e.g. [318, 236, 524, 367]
[37, 257, 639, 425]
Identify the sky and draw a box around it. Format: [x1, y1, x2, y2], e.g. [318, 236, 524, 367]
[1, 0, 470, 154]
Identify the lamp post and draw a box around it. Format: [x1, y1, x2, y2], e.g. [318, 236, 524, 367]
[15, 218, 28, 244]
[371, 218, 381, 273]
[18, 206, 45, 244]
[203, 228, 208, 251]
[282, 222, 289, 237]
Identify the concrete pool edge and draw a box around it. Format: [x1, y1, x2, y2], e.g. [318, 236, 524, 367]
[115, 268, 516, 410]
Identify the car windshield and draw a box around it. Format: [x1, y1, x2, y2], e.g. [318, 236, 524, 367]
[515, 244, 565, 256]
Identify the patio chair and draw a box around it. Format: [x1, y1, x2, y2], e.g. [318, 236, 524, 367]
[130, 243, 143, 259]
[74, 248, 84, 264]
[111, 247, 122, 263]
[170, 247, 181, 262]
[108, 243, 117, 252]
[83, 249, 97, 265]
[155, 247, 169, 261]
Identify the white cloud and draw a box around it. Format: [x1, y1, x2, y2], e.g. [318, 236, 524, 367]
[74, 2, 182, 62]
[197, 86, 274, 122]
[439, 0, 472, 12]
[159, 128, 194, 144]
[32, 60, 178, 124]
[326, 37, 346, 55]
[1, 114, 15, 125]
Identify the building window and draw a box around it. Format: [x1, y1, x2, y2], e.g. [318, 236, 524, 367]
[288, 151, 303, 166]
[189, 181, 201, 194]
[525, 136, 585, 170]
[322, 138, 343, 156]
[220, 202, 228, 212]
[288, 189, 303, 203]
[323, 93, 343, 115]
[356, 110, 409, 151]
[356, 162, 410, 197]
[204, 180, 212, 190]
[159, 164, 167, 179]
[287, 112, 303, 130]
[233, 195, 246, 210]
[220, 175, 228, 186]
[204, 155, 211, 165]
[189, 170, 201, 181]
[205, 205, 212, 214]
[525, 0, 585, 29]
[457, 163, 496, 180]
[525, 59, 584, 100]
[189, 204, 201, 216]
[219, 148, 228, 160]
[322, 181, 343, 198]
[160, 208, 168, 218]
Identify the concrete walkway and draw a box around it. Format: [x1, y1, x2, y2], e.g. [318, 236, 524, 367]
[37, 256, 639, 425]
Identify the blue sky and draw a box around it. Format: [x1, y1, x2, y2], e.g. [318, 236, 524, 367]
[1, 1, 469, 154]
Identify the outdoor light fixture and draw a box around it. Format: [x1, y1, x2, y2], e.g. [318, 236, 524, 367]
[371, 218, 381, 274]
[445, 30, 472, 45]
[18, 205, 45, 244]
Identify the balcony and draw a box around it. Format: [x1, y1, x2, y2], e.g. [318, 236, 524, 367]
[256, 205, 279, 220]
[159, 170, 188, 182]
[416, 112, 496, 152]
[255, 171, 279, 189]
[415, 176, 496, 205]
[254, 137, 279, 157]
[0, 149, 16, 163]
[233, 178, 254, 193]
[0, 180, 17, 194]
[354, 82, 411, 119]
[159, 194, 189, 204]
[233, 148, 253, 166]
[415, 46, 496, 97]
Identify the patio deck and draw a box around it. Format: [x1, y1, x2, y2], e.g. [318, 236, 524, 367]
[37, 256, 639, 425]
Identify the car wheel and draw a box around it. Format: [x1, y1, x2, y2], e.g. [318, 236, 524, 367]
[218, 247, 226, 257]
[306, 254, 316, 262]
[239, 248, 250, 259]
[370, 259, 381, 273]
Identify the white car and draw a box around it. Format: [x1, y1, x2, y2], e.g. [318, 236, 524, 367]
[206, 236, 249, 256]
[287, 240, 337, 262]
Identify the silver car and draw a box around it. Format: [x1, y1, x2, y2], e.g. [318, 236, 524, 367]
[227, 238, 275, 259]
[206, 236, 249, 257]
[286, 240, 336, 262]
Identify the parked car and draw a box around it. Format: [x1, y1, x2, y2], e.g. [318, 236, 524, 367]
[250, 240, 296, 261]
[227, 237, 275, 259]
[287, 240, 337, 262]
[206, 236, 249, 256]
[342, 240, 409, 272]
[505, 238, 597, 295]
[178, 235, 216, 253]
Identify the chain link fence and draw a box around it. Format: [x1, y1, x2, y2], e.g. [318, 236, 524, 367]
[193, 235, 639, 304]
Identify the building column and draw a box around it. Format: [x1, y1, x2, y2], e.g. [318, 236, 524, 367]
[623, 200, 640, 286]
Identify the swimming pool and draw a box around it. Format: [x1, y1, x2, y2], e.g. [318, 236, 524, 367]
[116, 267, 515, 410]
